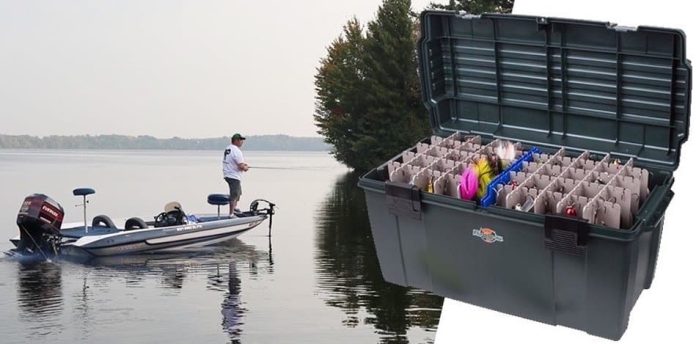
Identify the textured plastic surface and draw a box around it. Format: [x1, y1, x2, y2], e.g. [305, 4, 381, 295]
[359, 167, 674, 339]
[419, 12, 691, 170]
[358, 11, 690, 340]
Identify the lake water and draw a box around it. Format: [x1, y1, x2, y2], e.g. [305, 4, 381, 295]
[0, 150, 442, 344]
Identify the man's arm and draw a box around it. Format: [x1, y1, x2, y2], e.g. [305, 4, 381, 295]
[234, 150, 249, 172]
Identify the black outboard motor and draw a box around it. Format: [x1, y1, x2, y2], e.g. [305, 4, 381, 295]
[15, 194, 64, 255]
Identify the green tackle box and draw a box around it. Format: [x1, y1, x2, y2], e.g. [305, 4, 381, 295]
[357, 11, 691, 340]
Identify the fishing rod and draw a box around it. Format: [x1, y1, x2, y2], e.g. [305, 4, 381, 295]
[247, 166, 316, 170]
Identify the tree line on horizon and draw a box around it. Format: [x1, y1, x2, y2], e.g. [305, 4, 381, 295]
[313, 0, 513, 171]
[0, 134, 329, 151]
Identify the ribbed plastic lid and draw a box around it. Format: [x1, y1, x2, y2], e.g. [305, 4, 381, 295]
[418, 11, 691, 170]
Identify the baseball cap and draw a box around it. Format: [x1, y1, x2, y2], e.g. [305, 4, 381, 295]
[232, 133, 246, 141]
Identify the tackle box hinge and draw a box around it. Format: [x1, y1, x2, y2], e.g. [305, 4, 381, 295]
[544, 215, 590, 256]
[385, 181, 422, 221]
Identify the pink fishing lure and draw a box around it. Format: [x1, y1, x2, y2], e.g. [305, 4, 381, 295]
[458, 167, 478, 200]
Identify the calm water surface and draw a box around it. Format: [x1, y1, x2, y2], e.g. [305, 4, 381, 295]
[0, 150, 442, 343]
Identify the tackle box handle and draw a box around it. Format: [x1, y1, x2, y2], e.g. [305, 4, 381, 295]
[385, 181, 422, 220]
[544, 215, 590, 256]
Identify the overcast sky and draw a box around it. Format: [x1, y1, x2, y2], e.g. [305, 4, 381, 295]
[0, 0, 444, 138]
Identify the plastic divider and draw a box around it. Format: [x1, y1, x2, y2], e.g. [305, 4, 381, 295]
[479, 146, 541, 207]
[486, 145, 652, 229]
[499, 148, 567, 208]
[382, 131, 652, 229]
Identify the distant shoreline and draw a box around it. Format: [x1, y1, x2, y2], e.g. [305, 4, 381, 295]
[0, 134, 330, 151]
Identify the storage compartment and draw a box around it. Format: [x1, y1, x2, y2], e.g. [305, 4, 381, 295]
[358, 11, 690, 340]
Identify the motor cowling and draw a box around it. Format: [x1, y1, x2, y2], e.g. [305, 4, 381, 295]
[15, 194, 64, 254]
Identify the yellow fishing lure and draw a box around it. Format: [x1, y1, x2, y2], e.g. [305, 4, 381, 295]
[475, 158, 494, 199]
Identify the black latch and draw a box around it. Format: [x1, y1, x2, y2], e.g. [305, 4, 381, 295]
[544, 215, 590, 256]
[385, 181, 422, 220]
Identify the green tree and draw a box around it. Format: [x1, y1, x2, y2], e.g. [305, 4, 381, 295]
[358, 0, 429, 172]
[314, 0, 429, 172]
[314, 19, 368, 169]
[315, 0, 513, 171]
[430, 0, 513, 13]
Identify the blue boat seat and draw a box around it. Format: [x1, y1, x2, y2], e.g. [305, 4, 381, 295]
[207, 194, 230, 206]
[73, 188, 95, 196]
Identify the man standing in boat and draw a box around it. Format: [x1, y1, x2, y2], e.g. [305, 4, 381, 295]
[223, 133, 249, 216]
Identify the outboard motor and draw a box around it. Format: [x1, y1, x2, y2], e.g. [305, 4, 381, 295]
[15, 194, 64, 256]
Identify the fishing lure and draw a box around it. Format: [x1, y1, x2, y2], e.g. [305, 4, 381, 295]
[514, 195, 535, 212]
[425, 176, 434, 193]
[475, 157, 494, 199]
[495, 140, 517, 170]
[565, 204, 578, 217]
[458, 167, 478, 200]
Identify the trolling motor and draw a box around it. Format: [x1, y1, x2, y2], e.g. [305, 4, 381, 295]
[15, 194, 65, 257]
[250, 199, 275, 216]
[250, 199, 276, 236]
[207, 194, 276, 226]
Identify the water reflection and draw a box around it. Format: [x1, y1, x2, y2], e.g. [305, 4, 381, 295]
[17, 261, 65, 336]
[314, 172, 442, 343]
[215, 263, 244, 344]
[81, 238, 271, 282]
[12, 238, 270, 343]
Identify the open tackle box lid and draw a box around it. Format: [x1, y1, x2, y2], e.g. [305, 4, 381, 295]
[418, 11, 691, 170]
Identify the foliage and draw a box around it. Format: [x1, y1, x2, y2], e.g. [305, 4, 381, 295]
[430, 0, 514, 13]
[315, 0, 514, 170]
[314, 0, 429, 172]
[314, 19, 368, 169]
